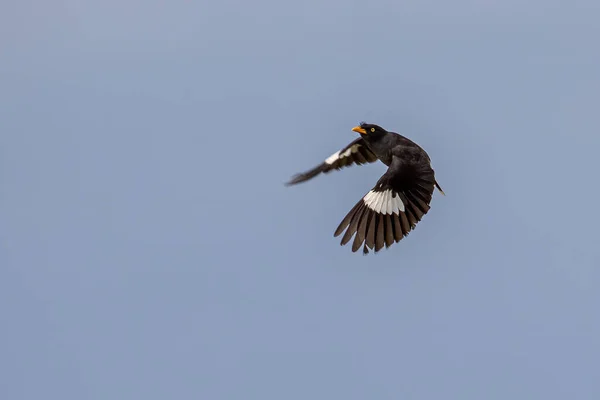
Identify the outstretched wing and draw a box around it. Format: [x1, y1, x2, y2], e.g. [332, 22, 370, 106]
[334, 153, 438, 254]
[286, 137, 378, 186]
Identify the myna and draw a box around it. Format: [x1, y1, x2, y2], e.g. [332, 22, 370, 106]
[286, 122, 444, 254]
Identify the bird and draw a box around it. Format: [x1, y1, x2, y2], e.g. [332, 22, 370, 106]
[286, 122, 444, 254]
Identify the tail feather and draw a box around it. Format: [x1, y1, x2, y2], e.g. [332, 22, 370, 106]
[435, 180, 445, 196]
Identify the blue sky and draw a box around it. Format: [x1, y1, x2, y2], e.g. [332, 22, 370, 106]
[2, 1, 600, 399]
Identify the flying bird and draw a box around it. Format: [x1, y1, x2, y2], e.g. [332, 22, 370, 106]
[286, 122, 444, 254]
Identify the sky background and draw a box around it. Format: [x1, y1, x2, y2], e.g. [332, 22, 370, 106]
[2, 1, 600, 399]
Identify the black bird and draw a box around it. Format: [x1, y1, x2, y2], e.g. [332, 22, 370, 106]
[286, 122, 444, 254]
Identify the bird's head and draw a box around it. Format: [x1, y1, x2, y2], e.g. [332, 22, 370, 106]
[352, 122, 387, 140]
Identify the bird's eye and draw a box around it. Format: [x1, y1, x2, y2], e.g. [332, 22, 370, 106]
[370, 127, 375, 132]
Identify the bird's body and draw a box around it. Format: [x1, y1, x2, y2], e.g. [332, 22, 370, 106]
[364, 131, 423, 166]
[287, 122, 444, 254]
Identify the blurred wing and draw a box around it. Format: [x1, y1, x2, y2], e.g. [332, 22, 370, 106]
[286, 138, 378, 186]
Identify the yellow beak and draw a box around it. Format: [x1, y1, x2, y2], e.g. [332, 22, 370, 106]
[352, 126, 367, 135]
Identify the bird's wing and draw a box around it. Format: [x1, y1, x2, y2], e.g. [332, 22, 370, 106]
[285, 137, 378, 186]
[334, 153, 438, 254]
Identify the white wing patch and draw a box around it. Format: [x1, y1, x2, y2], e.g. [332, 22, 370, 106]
[363, 189, 405, 214]
[325, 144, 359, 165]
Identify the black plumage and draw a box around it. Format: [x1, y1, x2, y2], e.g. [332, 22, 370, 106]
[286, 122, 444, 254]
[286, 137, 378, 185]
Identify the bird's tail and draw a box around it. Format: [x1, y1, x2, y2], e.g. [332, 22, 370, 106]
[435, 180, 445, 196]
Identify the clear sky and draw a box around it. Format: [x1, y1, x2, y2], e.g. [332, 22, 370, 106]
[2, 1, 600, 399]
